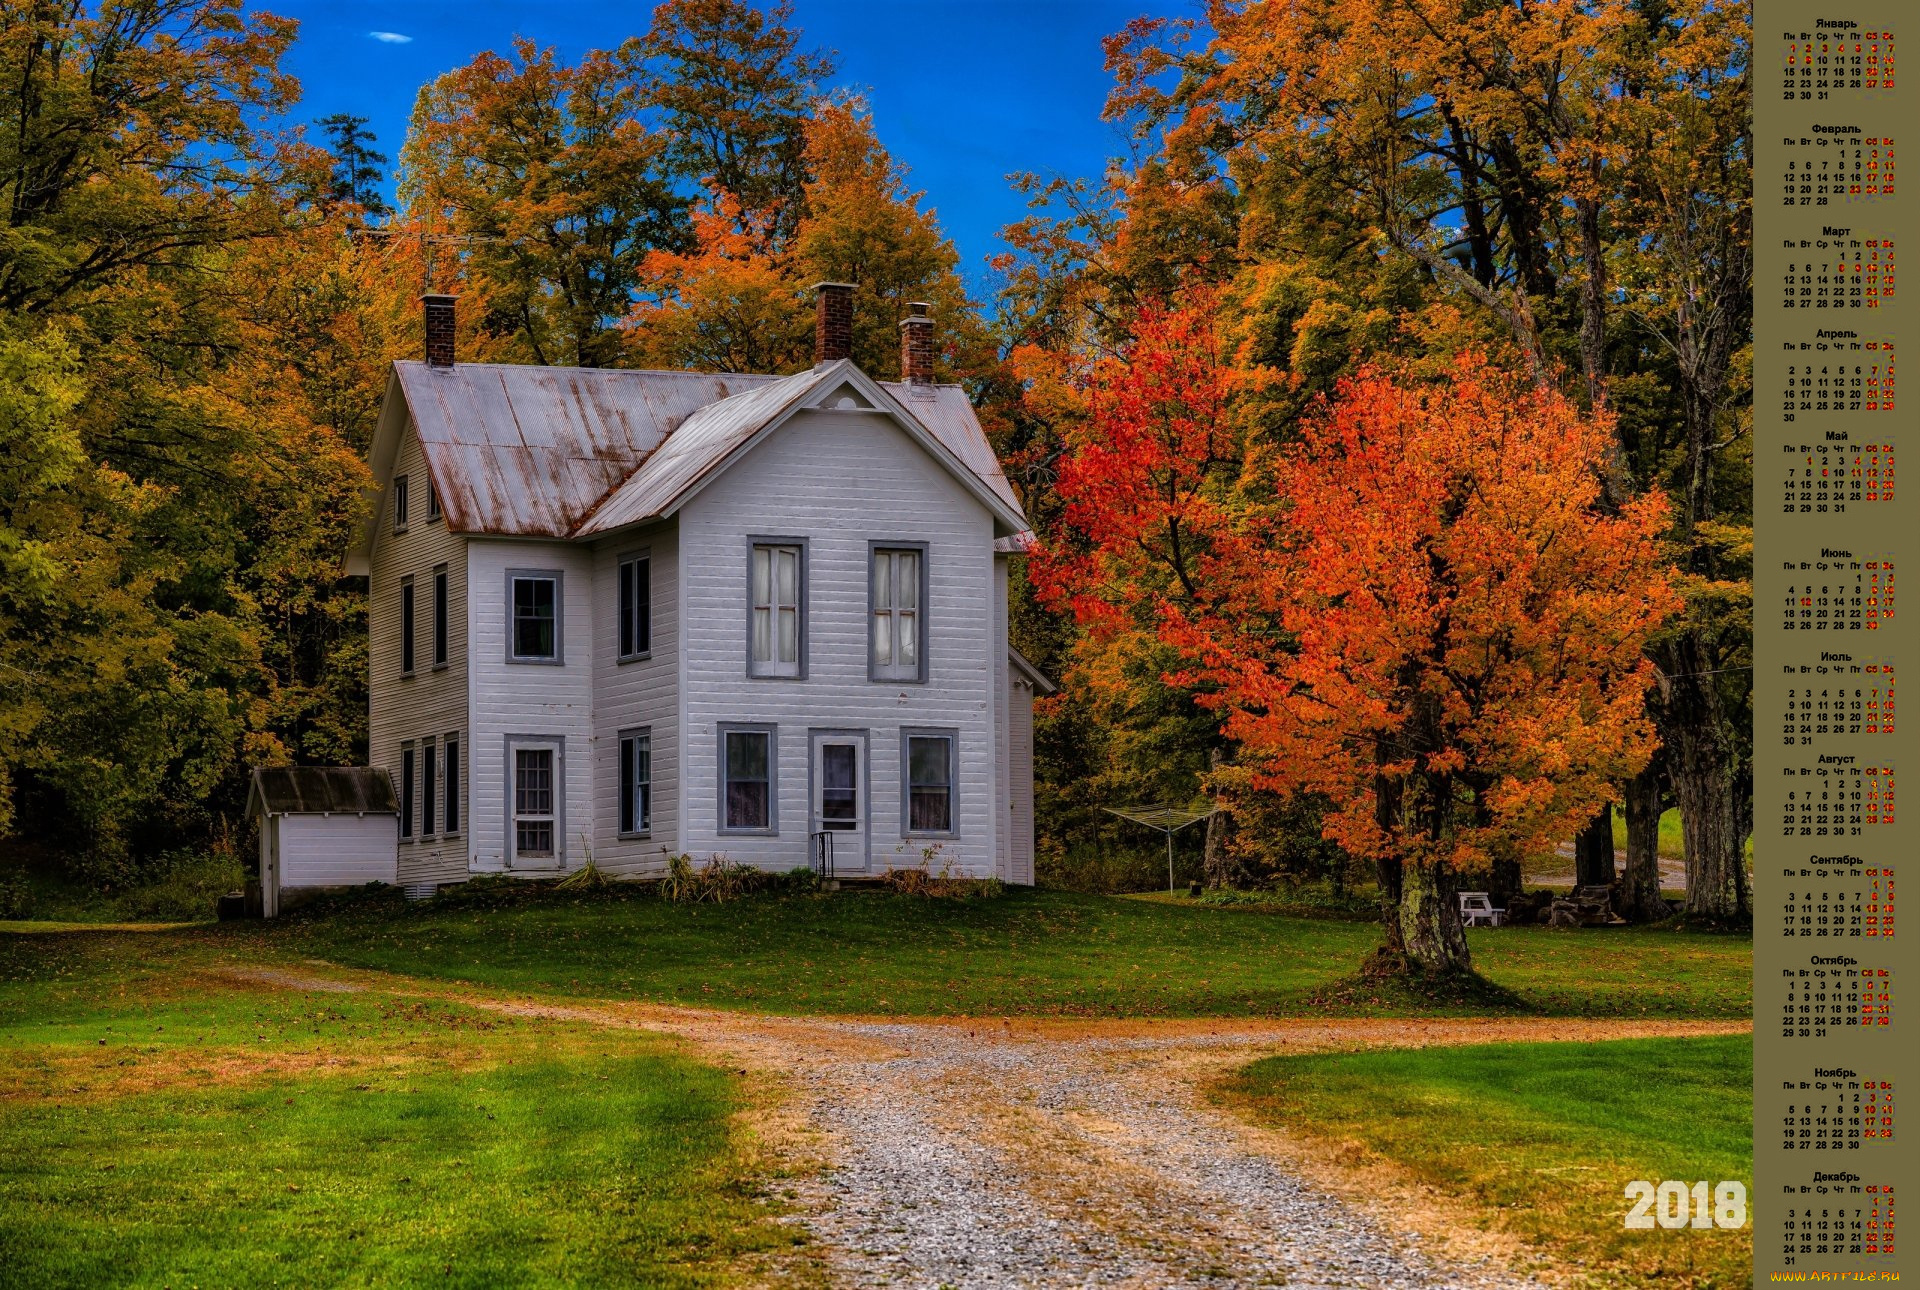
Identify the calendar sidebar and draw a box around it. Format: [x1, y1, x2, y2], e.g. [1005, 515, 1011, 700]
[1759, 2, 1912, 1284]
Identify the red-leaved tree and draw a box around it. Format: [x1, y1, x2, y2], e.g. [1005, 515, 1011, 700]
[1039, 306, 1678, 974]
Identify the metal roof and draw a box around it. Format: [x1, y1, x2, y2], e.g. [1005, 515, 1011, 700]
[576, 368, 821, 534]
[379, 359, 1028, 544]
[246, 767, 398, 817]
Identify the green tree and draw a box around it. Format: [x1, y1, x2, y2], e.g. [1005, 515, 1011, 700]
[317, 113, 392, 217]
[400, 38, 689, 367]
[636, 0, 833, 243]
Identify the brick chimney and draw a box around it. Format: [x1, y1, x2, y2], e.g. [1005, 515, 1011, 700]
[899, 302, 935, 385]
[814, 282, 854, 365]
[422, 294, 457, 369]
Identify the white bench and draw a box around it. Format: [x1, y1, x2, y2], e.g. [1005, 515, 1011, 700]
[1459, 891, 1506, 927]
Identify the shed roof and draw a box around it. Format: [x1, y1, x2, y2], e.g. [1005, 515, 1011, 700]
[349, 359, 1027, 567]
[246, 767, 398, 817]
[1008, 646, 1058, 695]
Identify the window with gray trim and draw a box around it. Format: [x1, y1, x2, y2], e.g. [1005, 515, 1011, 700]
[422, 738, 438, 838]
[508, 571, 561, 662]
[618, 553, 651, 659]
[400, 576, 416, 676]
[720, 726, 775, 832]
[444, 733, 461, 834]
[619, 728, 652, 835]
[870, 545, 925, 682]
[431, 565, 449, 668]
[513, 746, 556, 857]
[399, 743, 416, 840]
[748, 542, 803, 677]
[902, 731, 955, 834]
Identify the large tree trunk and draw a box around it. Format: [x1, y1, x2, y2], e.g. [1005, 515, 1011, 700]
[1201, 748, 1246, 889]
[1573, 803, 1616, 888]
[1617, 762, 1672, 922]
[1662, 637, 1752, 925]
[1399, 858, 1472, 974]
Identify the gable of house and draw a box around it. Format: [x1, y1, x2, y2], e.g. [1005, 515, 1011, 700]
[347, 357, 1026, 574]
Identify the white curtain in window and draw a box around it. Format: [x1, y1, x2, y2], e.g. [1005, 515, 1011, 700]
[872, 549, 919, 676]
[752, 545, 800, 667]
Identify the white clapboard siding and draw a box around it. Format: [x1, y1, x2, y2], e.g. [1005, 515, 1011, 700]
[677, 398, 1001, 875]
[465, 538, 597, 872]
[368, 420, 471, 888]
[277, 815, 400, 888]
[591, 518, 681, 874]
[993, 555, 1012, 880]
[1009, 676, 1037, 887]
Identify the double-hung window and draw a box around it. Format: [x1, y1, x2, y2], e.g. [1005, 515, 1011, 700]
[509, 571, 561, 663]
[720, 726, 774, 832]
[619, 729, 652, 835]
[393, 474, 409, 532]
[422, 740, 438, 838]
[443, 734, 461, 834]
[870, 546, 925, 682]
[431, 565, 449, 668]
[426, 482, 442, 522]
[400, 576, 416, 676]
[618, 553, 651, 659]
[748, 542, 803, 677]
[903, 731, 955, 835]
[399, 743, 416, 840]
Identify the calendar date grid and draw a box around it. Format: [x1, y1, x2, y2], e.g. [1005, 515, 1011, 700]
[1781, 556, 1895, 631]
[1780, 961, 1894, 1036]
[1781, 1072, 1897, 1151]
[1781, 131, 1895, 204]
[1781, 232, 1896, 309]
[1782, 28, 1896, 97]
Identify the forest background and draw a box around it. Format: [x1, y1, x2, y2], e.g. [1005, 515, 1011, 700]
[0, 0, 1753, 951]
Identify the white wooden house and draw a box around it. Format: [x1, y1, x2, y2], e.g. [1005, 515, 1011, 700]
[341, 286, 1047, 894]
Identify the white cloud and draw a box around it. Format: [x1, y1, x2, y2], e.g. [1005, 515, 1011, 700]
[367, 31, 413, 44]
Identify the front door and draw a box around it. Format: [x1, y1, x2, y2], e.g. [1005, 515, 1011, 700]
[811, 732, 867, 873]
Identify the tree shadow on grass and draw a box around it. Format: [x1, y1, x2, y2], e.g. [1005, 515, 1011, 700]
[1296, 945, 1536, 1016]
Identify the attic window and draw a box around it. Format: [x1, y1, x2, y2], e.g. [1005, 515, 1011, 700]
[426, 482, 441, 522]
[393, 474, 410, 532]
[822, 383, 875, 411]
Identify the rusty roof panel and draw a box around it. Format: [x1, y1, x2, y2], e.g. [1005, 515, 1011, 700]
[578, 369, 819, 534]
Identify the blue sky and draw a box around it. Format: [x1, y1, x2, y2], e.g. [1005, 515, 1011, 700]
[273, 0, 1166, 294]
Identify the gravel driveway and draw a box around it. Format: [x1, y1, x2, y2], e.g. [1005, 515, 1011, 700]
[248, 968, 1739, 1289]
[636, 1011, 1743, 1290]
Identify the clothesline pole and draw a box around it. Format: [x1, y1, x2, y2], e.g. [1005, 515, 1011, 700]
[1100, 805, 1217, 896]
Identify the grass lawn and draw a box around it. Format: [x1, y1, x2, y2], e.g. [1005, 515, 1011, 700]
[0, 931, 793, 1288]
[242, 884, 1752, 1019]
[0, 886, 1753, 1285]
[1612, 808, 1687, 860]
[1218, 1036, 1752, 1289]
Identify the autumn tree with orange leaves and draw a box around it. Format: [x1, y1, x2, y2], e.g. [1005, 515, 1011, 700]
[1039, 302, 1676, 973]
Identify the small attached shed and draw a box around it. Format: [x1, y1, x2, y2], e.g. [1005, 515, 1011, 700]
[245, 768, 399, 917]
